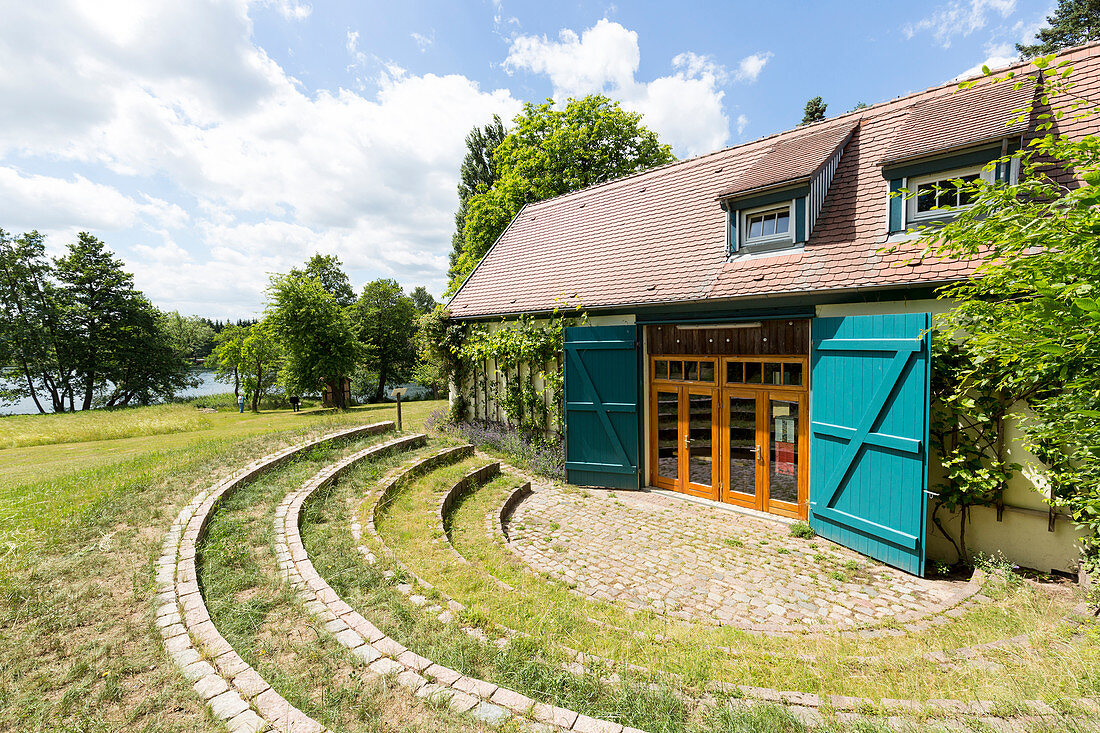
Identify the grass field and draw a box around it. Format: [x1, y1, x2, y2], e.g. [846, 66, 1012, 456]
[0, 397, 1096, 732]
[0, 397, 446, 731]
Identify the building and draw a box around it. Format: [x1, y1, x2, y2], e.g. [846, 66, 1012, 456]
[446, 45, 1100, 577]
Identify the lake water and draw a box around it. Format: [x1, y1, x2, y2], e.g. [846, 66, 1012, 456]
[1, 370, 229, 416]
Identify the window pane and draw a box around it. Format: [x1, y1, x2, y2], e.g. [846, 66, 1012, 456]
[656, 390, 679, 481]
[699, 360, 715, 383]
[916, 183, 937, 212]
[748, 217, 763, 238]
[688, 393, 713, 486]
[728, 395, 757, 497]
[763, 362, 782, 385]
[669, 360, 683, 380]
[726, 361, 743, 383]
[783, 362, 803, 386]
[745, 362, 762, 383]
[769, 399, 799, 504]
[761, 213, 776, 237]
[685, 360, 698, 381]
[775, 211, 790, 234]
[956, 174, 980, 206]
[655, 360, 668, 380]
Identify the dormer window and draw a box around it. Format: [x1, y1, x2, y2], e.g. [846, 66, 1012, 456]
[906, 165, 992, 225]
[743, 203, 792, 245]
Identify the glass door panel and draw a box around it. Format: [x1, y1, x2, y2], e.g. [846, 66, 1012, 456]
[654, 389, 679, 485]
[727, 394, 758, 503]
[766, 396, 802, 513]
[685, 390, 716, 496]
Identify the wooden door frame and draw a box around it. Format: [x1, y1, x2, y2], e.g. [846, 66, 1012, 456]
[647, 354, 809, 520]
[760, 390, 809, 520]
[720, 388, 764, 511]
[681, 385, 719, 501]
[649, 385, 680, 491]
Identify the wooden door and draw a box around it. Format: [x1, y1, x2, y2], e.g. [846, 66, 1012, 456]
[682, 387, 719, 500]
[722, 389, 763, 510]
[762, 391, 807, 519]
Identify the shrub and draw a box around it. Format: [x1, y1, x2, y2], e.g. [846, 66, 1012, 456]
[428, 410, 564, 481]
[788, 521, 815, 539]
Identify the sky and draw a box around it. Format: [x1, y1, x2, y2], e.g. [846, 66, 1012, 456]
[0, 0, 1056, 320]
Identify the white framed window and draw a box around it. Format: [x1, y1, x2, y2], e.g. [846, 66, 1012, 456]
[905, 164, 994, 225]
[741, 202, 793, 246]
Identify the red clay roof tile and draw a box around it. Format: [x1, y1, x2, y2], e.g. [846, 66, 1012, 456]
[448, 45, 1098, 319]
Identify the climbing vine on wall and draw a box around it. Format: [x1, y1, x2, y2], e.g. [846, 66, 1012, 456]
[929, 330, 1025, 563]
[458, 307, 585, 438]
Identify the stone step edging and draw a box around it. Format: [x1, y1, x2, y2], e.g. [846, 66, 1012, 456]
[155, 421, 394, 733]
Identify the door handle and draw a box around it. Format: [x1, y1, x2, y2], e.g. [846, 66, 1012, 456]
[756, 445, 763, 463]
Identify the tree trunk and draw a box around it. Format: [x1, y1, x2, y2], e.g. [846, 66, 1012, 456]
[251, 363, 261, 411]
[233, 368, 240, 401]
[373, 362, 389, 403]
[18, 359, 47, 414]
[81, 373, 94, 411]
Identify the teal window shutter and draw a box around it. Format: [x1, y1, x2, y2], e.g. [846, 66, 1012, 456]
[728, 209, 739, 253]
[795, 197, 806, 242]
[888, 179, 904, 233]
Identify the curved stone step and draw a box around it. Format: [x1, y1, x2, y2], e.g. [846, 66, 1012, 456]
[156, 421, 394, 733]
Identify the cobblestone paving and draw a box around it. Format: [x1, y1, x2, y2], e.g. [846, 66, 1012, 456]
[506, 486, 968, 631]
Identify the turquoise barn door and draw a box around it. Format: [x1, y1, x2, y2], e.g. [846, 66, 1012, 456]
[563, 325, 641, 489]
[809, 314, 931, 575]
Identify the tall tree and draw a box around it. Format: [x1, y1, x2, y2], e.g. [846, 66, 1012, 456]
[1018, 0, 1100, 57]
[53, 233, 141, 410]
[211, 324, 245, 400]
[100, 297, 194, 407]
[353, 279, 418, 402]
[292, 254, 356, 308]
[911, 57, 1100, 563]
[449, 95, 674, 293]
[266, 272, 359, 409]
[449, 115, 507, 284]
[0, 230, 74, 412]
[161, 311, 216, 361]
[800, 96, 827, 125]
[409, 285, 436, 314]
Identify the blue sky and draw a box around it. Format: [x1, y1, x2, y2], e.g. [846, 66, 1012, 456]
[0, 0, 1053, 318]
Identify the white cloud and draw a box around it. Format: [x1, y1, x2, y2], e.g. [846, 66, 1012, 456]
[736, 114, 749, 136]
[0, 0, 521, 317]
[503, 19, 739, 156]
[904, 0, 1017, 48]
[258, 0, 312, 21]
[952, 42, 1018, 80]
[410, 31, 435, 53]
[734, 52, 772, 83]
[0, 167, 184, 232]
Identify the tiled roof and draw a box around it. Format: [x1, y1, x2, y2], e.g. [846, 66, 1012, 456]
[447, 44, 1100, 319]
[717, 121, 856, 199]
[880, 74, 1038, 166]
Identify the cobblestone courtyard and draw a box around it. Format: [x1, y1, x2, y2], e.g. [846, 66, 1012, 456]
[505, 486, 971, 631]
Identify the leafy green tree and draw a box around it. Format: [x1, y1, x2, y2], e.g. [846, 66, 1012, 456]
[353, 278, 418, 402]
[211, 324, 245, 400]
[800, 96, 827, 125]
[449, 115, 507, 284]
[0, 230, 75, 412]
[100, 297, 194, 407]
[1018, 0, 1100, 57]
[449, 95, 674, 293]
[292, 254, 356, 308]
[160, 311, 215, 361]
[53, 233, 144, 410]
[410, 285, 436, 314]
[910, 56, 1100, 566]
[267, 271, 359, 409]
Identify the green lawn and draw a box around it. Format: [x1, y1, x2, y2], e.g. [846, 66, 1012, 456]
[0, 398, 444, 563]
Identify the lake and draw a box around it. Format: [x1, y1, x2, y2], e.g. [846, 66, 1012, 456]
[1, 370, 230, 416]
